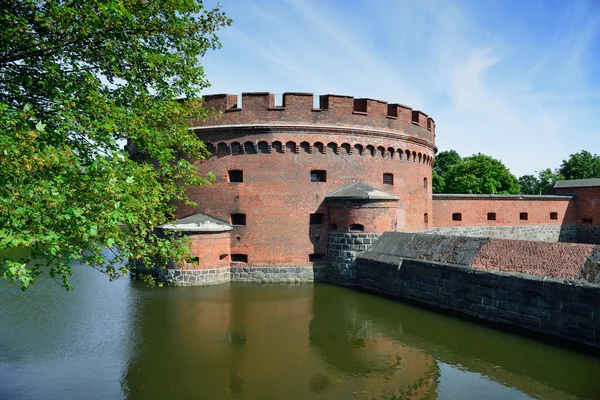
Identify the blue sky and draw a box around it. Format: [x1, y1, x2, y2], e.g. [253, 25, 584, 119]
[200, 0, 600, 177]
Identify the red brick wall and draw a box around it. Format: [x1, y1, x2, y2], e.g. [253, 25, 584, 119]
[432, 196, 576, 227]
[186, 232, 231, 270]
[177, 92, 436, 267]
[193, 92, 436, 144]
[552, 187, 600, 225]
[328, 201, 400, 233]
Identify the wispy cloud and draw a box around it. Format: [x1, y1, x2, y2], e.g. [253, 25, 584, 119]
[202, 0, 600, 176]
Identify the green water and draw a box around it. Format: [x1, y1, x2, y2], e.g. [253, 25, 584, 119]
[1, 262, 599, 399]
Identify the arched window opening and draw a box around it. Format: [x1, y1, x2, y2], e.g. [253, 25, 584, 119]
[341, 143, 352, 155]
[217, 142, 229, 157]
[231, 142, 243, 155]
[286, 141, 297, 154]
[272, 141, 284, 154]
[314, 142, 324, 154]
[258, 141, 270, 153]
[327, 142, 338, 155]
[300, 141, 311, 153]
[244, 141, 256, 154]
[349, 223, 364, 232]
[366, 145, 375, 157]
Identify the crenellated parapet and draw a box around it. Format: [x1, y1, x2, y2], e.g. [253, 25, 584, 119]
[192, 92, 436, 147]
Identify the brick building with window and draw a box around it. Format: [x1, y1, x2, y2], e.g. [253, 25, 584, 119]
[156, 92, 598, 285]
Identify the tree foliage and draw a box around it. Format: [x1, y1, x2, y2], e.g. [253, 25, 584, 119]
[517, 174, 539, 195]
[558, 150, 600, 180]
[432, 150, 461, 193]
[0, 1, 231, 289]
[518, 169, 563, 195]
[443, 153, 520, 194]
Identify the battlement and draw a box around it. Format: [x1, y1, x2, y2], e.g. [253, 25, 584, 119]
[194, 92, 436, 144]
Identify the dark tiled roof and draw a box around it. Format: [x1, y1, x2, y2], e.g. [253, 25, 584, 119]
[325, 182, 399, 200]
[553, 178, 600, 189]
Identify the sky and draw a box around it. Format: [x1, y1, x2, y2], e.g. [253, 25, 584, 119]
[200, 0, 600, 177]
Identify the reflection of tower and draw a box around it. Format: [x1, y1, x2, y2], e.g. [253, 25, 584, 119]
[122, 284, 236, 399]
[309, 284, 440, 399]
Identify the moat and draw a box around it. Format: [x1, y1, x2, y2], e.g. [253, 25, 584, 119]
[1, 264, 599, 400]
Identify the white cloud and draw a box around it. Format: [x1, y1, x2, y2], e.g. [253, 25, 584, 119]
[201, 0, 600, 176]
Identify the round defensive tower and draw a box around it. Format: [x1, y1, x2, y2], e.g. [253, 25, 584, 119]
[179, 92, 437, 269]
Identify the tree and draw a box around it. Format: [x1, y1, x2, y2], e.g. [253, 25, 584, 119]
[443, 153, 520, 194]
[432, 150, 461, 193]
[558, 150, 600, 180]
[0, 1, 231, 290]
[518, 174, 539, 195]
[537, 168, 562, 194]
[518, 169, 562, 195]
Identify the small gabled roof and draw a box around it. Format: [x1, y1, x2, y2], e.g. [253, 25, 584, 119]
[157, 212, 233, 233]
[553, 178, 600, 189]
[325, 182, 399, 201]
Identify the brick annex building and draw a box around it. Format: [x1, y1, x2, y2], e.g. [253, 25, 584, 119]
[158, 92, 600, 285]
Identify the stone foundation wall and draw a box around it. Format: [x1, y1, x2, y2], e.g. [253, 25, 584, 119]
[578, 225, 600, 244]
[158, 267, 231, 286]
[326, 232, 381, 286]
[230, 266, 316, 283]
[355, 255, 600, 348]
[425, 224, 578, 242]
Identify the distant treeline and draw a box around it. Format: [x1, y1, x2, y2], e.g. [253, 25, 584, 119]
[433, 150, 600, 195]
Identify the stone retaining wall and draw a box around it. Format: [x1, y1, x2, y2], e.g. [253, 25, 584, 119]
[355, 255, 600, 348]
[425, 225, 578, 242]
[326, 232, 381, 286]
[159, 267, 230, 286]
[230, 266, 317, 283]
[578, 225, 600, 245]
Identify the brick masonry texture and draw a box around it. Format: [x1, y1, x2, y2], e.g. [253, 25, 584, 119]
[431, 189, 599, 245]
[369, 232, 599, 282]
[355, 255, 600, 348]
[176, 92, 436, 268]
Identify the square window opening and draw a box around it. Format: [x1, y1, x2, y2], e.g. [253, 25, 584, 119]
[231, 254, 248, 263]
[520, 212, 528, 221]
[349, 223, 364, 232]
[487, 212, 496, 221]
[310, 213, 325, 225]
[309, 254, 327, 263]
[383, 173, 394, 185]
[452, 213, 462, 221]
[550, 212, 558, 220]
[228, 170, 243, 183]
[311, 170, 327, 182]
[231, 213, 246, 226]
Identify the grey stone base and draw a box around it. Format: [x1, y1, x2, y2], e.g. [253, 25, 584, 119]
[326, 232, 381, 286]
[159, 268, 230, 286]
[230, 266, 315, 283]
[578, 225, 600, 244]
[133, 265, 321, 286]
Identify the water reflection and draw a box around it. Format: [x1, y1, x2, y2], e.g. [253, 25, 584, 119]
[1, 268, 600, 400]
